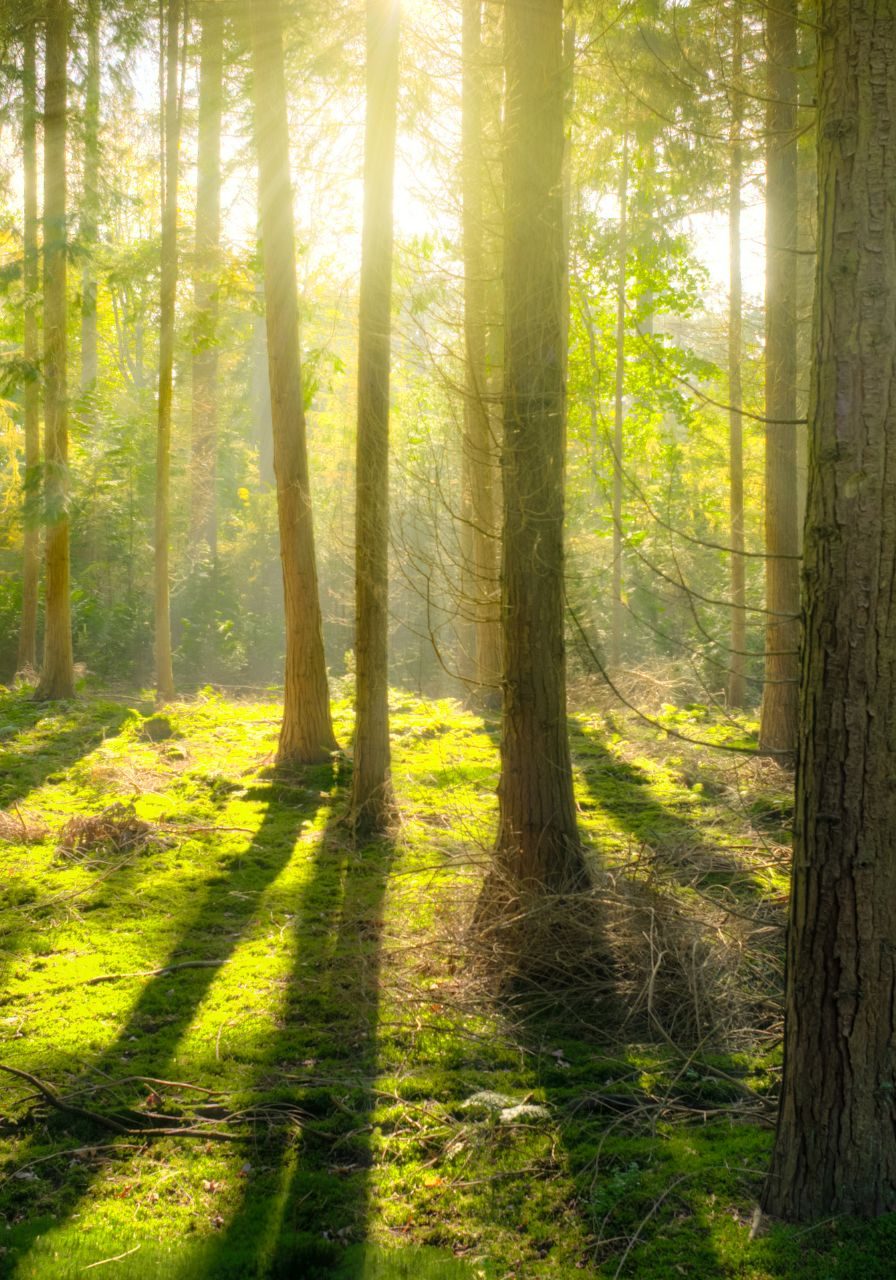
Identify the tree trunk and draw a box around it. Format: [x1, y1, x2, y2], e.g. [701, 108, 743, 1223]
[761, 0, 896, 1221]
[460, 0, 500, 702]
[250, 0, 337, 766]
[35, 0, 74, 702]
[727, 9, 746, 709]
[491, 0, 586, 898]
[610, 131, 628, 671]
[759, 0, 801, 754]
[348, 0, 399, 834]
[154, 0, 181, 702]
[17, 16, 40, 674]
[190, 0, 224, 561]
[80, 0, 100, 401]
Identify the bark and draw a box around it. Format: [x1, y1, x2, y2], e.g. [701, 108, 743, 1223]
[154, 0, 181, 702]
[348, 0, 399, 834]
[759, 0, 801, 754]
[17, 17, 40, 674]
[80, 0, 100, 401]
[610, 132, 628, 671]
[460, 0, 500, 702]
[727, 10, 746, 709]
[250, 0, 337, 766]
[491, 0, 586, 896]
[190, 0, 224, 560]
[35, 0, 74, 701]
[761, 0, 896, 1221]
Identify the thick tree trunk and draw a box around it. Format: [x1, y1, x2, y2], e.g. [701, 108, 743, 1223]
[759, 0, 801, 754]
[190, 0, 224, 560]
[80, 0, 100, 401]
[460, 0, 501, 702]
[348, 0, 399, 834]
[491, 0, 586, 898]
[727, 10, 746, 710]
[250, 0, 337, 766]
[761, 0, 896, 1221]
[18, 17, 40, 674]
[35, 0, 74, 701]
[610, 132, 628, 671]
[154, 0, 180, 702]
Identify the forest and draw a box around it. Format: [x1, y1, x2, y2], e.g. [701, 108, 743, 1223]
[0, 0, 894, 1276]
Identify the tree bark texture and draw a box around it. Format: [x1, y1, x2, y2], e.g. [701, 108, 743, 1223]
[762, 0, 896, 1221]
[36, 0, 74, 701]
[459, 0, 501, 703]
[349, 0, 399, 834]
[191, 0, 224, 560]
[18, 17, 40, 674]
[760, 0, 801, 754]
[493, 0, 585, 895]
[610, 132, 628, 672]
[154, 0, 180, 702]
[727, 9, 747, 709]
[80, 0, 100, 401]
[250, 0, 337, 766]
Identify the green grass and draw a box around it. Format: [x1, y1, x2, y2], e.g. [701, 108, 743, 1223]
[0, 687, 894, 1278]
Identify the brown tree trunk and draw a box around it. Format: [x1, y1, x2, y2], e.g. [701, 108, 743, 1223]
[491, 0, 586, 898]
[35, 0, 74, 702]
[17, 16, 40, 674]
[761, 0, 896, 1221]
[727, 9, 747, 710]
[250, 0, 337, 766]
[154, 0, 181, 702]
[460, 0, 500, 702]
[348, 0, 399, 834]
[610, 131, 628, 671]
[759, 0, 801, 754]
[80, 0, 100, 401]
[190, 0, 224, 560]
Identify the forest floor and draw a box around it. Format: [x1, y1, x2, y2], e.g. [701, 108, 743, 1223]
[0, 685, 894, 1279]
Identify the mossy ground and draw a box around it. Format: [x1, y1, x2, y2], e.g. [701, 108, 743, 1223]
[0, 687, 893, 1279]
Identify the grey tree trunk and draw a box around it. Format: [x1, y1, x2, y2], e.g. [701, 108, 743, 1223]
[761, 0, 896, 1221]
[250, 0, 337, 766]
[349, 0, 400, 834]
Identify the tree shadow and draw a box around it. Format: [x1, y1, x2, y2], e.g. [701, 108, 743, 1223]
[0, 694, 132, 810]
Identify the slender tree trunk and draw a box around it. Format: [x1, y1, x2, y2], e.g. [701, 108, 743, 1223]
[759, 0, 801, 754]
[190, 0, 224, 560]
[349, 0, 399, 834]
[761, 0, 896, 1221]
[727, 10, 746, 709]
[18, 17, 40, 674]
[250, 0, 337, 766]
[610, 131, 628, 671]
[36, 0, 74, 701]
[154, 0, 181, 702]
[490, 0, 586, 899]
[460, 0, 500, 701]
[80, 0, 100, 401]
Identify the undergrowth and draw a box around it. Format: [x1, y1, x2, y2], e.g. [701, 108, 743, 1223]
[0, 686, 893, 1278]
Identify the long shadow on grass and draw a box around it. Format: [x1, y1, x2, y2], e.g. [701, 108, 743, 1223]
[0, 695, 132, 809]
[196, 810, 396, 1280]
[3, 769, 333, 1276]
[570, 717, 769, 907]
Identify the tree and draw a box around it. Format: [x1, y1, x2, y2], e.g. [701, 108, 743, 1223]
[17, 14, 40, 674]
[727, 7, 746, 709]
[459, 0, 500, 701]
[36, 0, 75, 701]
[154, 0, 182, 702]
[80, 0, 101, 403]
[610, 127, 628, 671]
[190, 0, 224, 560]
[759, 0, 800, 754]
[349, 0, 400, 834]
[761, 0, 896, 1221]
[490, 0, 586, 900]
[250, 0, 337, 766]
